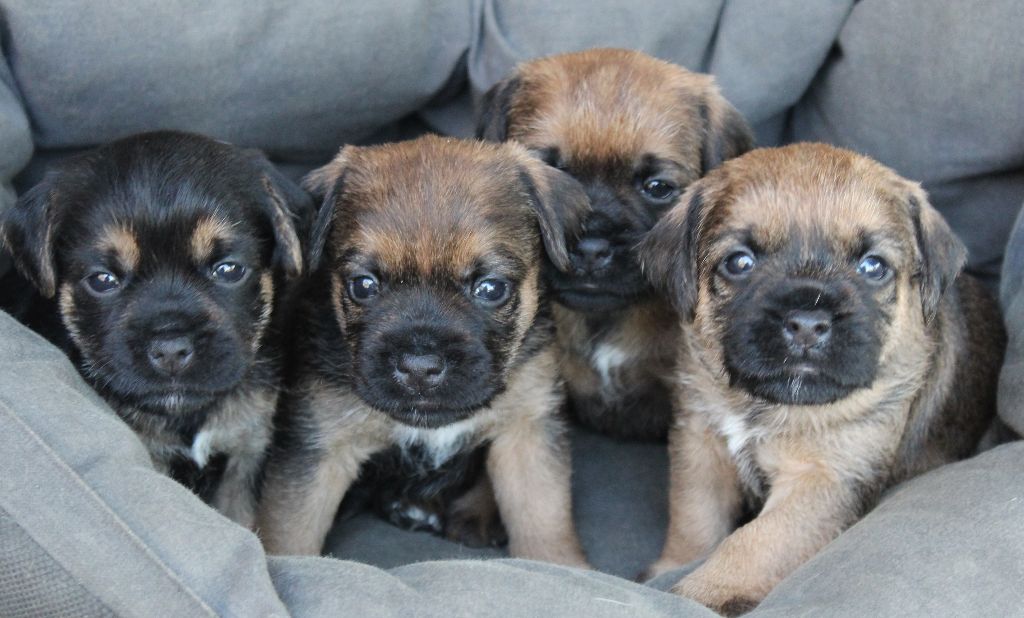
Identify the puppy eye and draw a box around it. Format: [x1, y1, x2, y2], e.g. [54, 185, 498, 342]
[640, 178, 679, 203]
[721, 250, 757, 278]
[349, 275, 380, 302]
[83, 271, 121, 296]
[211, 261, 247, 284]
[471, 278, 511, 306]
[857, 255, 891, 283]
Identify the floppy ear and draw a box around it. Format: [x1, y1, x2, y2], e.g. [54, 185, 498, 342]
[476, 76, 522, 141]
[245, 152, 315, 280]
[301, 148, 352, 274]
[637, 183, 708, 320]
[700, 87, 754, 174]
[517, 155, 590, 272]
[0, 173, 68, 298]
[907, 184, 966, 323]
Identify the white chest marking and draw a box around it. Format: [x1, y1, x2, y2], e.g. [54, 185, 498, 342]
[717, 413, 756, 457]
[592, 343, 629, 385]
[190, 430, 214, 468]
[391, 417, 480, 468]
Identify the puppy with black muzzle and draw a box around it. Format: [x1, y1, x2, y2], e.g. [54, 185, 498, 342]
[256, 135, 590, 566]
[0, 131, 312, 527]
[478, 48, 753, 440]
[638, 143, 1005, 614]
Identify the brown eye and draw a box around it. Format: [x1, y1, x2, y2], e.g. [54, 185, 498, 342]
[640, 178, 679, 203]
[349, 275, 379, 302]
[857, 255, 891, 283]
[84, 271, 121, 295]
[721, 250, 756, 278]
[471, 277, 510, 306]
[211, 261, 247, 284]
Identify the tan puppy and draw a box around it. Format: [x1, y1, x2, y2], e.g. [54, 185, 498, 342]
[478, 48, 753, 440]
[638, 144, 1005, 614]
[255, 135, 589, 566]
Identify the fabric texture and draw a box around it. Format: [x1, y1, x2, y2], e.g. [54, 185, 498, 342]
[787, 0, 1024, 284]
[998, 204, 1024, 435]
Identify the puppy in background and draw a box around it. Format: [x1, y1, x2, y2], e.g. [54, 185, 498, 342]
[639, 144, 1005, 614]
[0, 131, 312, 527]
[256, 135, 589, 566]
[478, 48, 753, 440]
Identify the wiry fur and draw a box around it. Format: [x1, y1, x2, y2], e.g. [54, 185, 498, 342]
[256, 136, 589, 565]
[478, 48, 753, 440]
[638, 144, 1005, 614]
[0, 130, 313, 527]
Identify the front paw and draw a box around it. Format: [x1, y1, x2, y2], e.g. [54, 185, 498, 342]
[445, 503, 508, 548]
[637, 557, 685, 582]
[672, 573, 760, 617]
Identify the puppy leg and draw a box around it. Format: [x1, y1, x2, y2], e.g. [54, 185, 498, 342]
[645, 413, 742, 578]
[487, 415, 588, 567]
[211, 450, 264, 529]
[445, 471, 508, 548]
[671, 461, 862, 615]
[256, 446, 366, 555]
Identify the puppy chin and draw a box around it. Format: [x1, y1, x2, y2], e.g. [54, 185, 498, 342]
[545, 271, 650, 312]
[729, 368, 860, 406]
[354, 368, 501, 427]
[130, 390, 221, 415]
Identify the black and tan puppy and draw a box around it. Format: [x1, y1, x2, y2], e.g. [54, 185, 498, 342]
[256, 135, 590, 566]
[639, 143, 1005, 614]
[0, 131, 312, 527]
[478, 48, 753, 440]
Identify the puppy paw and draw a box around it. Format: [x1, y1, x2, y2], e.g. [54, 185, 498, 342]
[638, 557, 685, 582]
[445, 504, 508, 548]
[382, 498, 445, 535]
[672, 573, 761, 617]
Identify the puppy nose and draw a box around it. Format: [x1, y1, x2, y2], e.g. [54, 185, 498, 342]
[147, 336, 195, 375]
[783, 310, 832, 351]
[395, 353, 447, 391]
[572, 237, 613, 272]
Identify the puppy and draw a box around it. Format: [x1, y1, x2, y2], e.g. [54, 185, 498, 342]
[0, 131, 313, 527]
[639, 143, 1005, 614]
[478, 48, 753, 440]
[256, 135, 589, 566]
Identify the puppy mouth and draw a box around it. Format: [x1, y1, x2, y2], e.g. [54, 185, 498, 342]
[124, 387, 224, 415]
[547, 278, 649, 312]
[375, 402, 486, 429]
[728, 366, 862, 406]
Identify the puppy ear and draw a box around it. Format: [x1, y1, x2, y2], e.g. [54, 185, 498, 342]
[246, 152, 315, 280]
[700, 87, 754, 174]
[476, 76, 522, 141]
[517, 154, 590, 272]
[302, 148, 352, 274]
[907, 184, 966, 323]
[0, 174, 66, 298]
[638, 183, 708, 320]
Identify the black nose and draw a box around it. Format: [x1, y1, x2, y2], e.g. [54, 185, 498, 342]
[147, 336, 195, 376]
[572, 237, 613, 272]
[783, 310, 832, 352]
[395, 353, 447, 392]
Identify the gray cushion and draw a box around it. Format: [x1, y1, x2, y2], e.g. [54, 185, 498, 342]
[1, 1, 471, 157]
[999, 204, 1024, 435]
[0, 309, 715, 617]
[788, 0, 1024, 283]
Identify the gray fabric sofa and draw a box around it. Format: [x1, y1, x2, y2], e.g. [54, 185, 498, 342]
[1, 1, 1022, 615]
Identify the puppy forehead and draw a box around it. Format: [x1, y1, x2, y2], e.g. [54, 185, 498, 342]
[511, 50, 708, 164]
[710, 148, 913, 253]
[337, 139, 537, 272]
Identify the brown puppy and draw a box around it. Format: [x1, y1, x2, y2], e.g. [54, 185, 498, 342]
[478, 48, 753, 440]
[256, 135, 589, 566]
[639, 143, 1005, 614]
